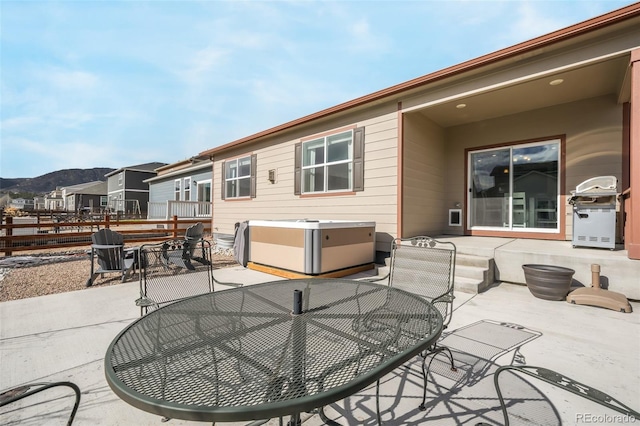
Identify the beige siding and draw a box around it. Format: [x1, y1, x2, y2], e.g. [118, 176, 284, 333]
[401, 113, 448, 237]
[445, 95, 622, 239]
[212, 104, 400, 252]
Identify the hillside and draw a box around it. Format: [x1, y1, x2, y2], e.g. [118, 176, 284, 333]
[0, 168, 115, 194]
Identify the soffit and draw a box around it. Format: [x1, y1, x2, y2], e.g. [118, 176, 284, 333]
[417, 54, 630, 127]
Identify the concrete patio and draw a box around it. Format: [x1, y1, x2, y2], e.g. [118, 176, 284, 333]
[1, 260, 638, 425]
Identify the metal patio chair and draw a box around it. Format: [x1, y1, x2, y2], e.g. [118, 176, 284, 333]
[86, 228, 136, 287]
[135, 238, 214, 316]
[366, 236, 457, 416]
[478, 365, 640, 425]
[0, 381, 81, 425]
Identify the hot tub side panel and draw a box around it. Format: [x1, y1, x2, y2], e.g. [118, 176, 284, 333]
[249, 227, 307, 273]
[317, 227, 375, 274]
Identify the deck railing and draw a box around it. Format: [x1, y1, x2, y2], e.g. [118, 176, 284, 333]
[0, 215, 212, 255]
[147, 201, 212, 220]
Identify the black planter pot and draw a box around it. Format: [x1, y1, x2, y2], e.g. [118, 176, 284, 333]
[522, 264, 575, 301]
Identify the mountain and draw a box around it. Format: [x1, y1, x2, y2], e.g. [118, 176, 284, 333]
[0, 168, 116, 194]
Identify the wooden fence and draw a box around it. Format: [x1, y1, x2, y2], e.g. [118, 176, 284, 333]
[0, 215, 213, 255]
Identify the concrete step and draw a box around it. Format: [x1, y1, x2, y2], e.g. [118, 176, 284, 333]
[374, 252, 496, 295]
[456, 253, 493, 269]
[454, 276, 487, 294]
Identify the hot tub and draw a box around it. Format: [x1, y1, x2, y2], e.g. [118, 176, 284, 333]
[248, 219, 375, 275]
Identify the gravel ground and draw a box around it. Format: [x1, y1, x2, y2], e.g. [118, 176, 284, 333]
[0, 247, 237, 302]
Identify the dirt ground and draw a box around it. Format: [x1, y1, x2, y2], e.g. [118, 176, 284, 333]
[0, 249, 237, 302]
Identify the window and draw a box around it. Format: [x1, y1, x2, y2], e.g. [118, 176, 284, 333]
[184, 178, 191, 201]
[174, 179, 181, 201]
[118, 172, 123, 187]
[295, 127, 365, 195]
[221, 154, 257, 199]
[100, 196, 107, 207]
[468, 139, 560, 232]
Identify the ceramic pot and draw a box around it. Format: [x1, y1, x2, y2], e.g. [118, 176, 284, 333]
[522, 264, 575, 301]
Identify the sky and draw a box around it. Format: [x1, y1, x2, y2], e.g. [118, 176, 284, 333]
[1, 0, 636, 179]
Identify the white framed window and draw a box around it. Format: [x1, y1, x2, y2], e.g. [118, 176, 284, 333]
[118, 172, 123, 186]
[174, 179, 181, 201]
[184, 177, 191, 201]
[294, 127, 365, 195]
[100, 196, 107, 207]
[224, 156, 252, 198]
[302, 131, 353, 193]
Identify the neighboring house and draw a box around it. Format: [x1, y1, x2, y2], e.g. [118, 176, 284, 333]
[145, 158, 213, 219]
[62, 181, 108, 213]
[105, 162, 166, 216]
[33, 196, 45, 210]
[43, 188, 64, 210]
[196, 4, 640, 265]
[8, 198, 35, 211]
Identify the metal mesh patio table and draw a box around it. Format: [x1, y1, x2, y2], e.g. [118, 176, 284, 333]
[104, 278, 443, 424]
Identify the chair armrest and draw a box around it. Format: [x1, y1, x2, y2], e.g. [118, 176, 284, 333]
[135, 296, 159, 310]
[91, 244, 124, 250]
[493, 365, 640, 424]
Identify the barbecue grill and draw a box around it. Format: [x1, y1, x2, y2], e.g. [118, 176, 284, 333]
[569, 176, 617, 249]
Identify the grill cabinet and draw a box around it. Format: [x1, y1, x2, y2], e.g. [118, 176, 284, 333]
[569, 176, 617, 249]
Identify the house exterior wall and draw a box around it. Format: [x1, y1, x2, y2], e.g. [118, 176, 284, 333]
[125, 170, 154, 191]
[445, 94, 622, 240]
[150, 170, 212, 202]
[401, 113, 448, 238]
[212, 105, 400, 251]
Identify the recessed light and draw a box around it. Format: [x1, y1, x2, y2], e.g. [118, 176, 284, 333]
[456, 103, 467, 109]
[549, 79, 564, 86]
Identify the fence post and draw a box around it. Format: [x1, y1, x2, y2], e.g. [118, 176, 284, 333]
[105, 214, 111, 229]
[4, 216, 13, 256]
[172, 215, 179, 238]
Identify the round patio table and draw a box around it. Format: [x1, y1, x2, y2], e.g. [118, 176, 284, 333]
[104, 278, 443, 424]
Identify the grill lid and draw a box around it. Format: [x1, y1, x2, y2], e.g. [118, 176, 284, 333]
[574, 176, 617, 195]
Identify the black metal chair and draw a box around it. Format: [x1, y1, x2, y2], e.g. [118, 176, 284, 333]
[479, 365, 640, 425]
[0, 381, 81, 425]
[367, 236, 457, 417]
[184, 222, 210, 267]
[135, 238, 215, 316]
[86, 228, 136, 286]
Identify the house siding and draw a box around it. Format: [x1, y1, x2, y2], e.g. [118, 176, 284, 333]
[402, 113, 448, 238]
[212, 106, 399, 251]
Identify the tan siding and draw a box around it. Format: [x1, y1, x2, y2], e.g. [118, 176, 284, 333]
[212, 107, 399, 252]
[402, 113, 448, 237]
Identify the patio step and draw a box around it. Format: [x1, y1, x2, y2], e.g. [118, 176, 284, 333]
[374, 252, 495, 294]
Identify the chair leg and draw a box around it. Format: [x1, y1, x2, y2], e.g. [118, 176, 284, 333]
[375, 378, 382, 425]
[419, 345, 456, 411]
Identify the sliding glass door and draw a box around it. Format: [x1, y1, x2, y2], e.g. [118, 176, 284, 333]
[469, 140, 559, 232]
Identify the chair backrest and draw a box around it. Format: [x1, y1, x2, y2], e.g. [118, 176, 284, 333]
[91, 228, 125, 270]
[491, 365, 640, 425]
[388, 236, 456, 327]
[185, 222, 205, 257]
[185, 222, 204, 241]
[137, 238, 214, 316]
